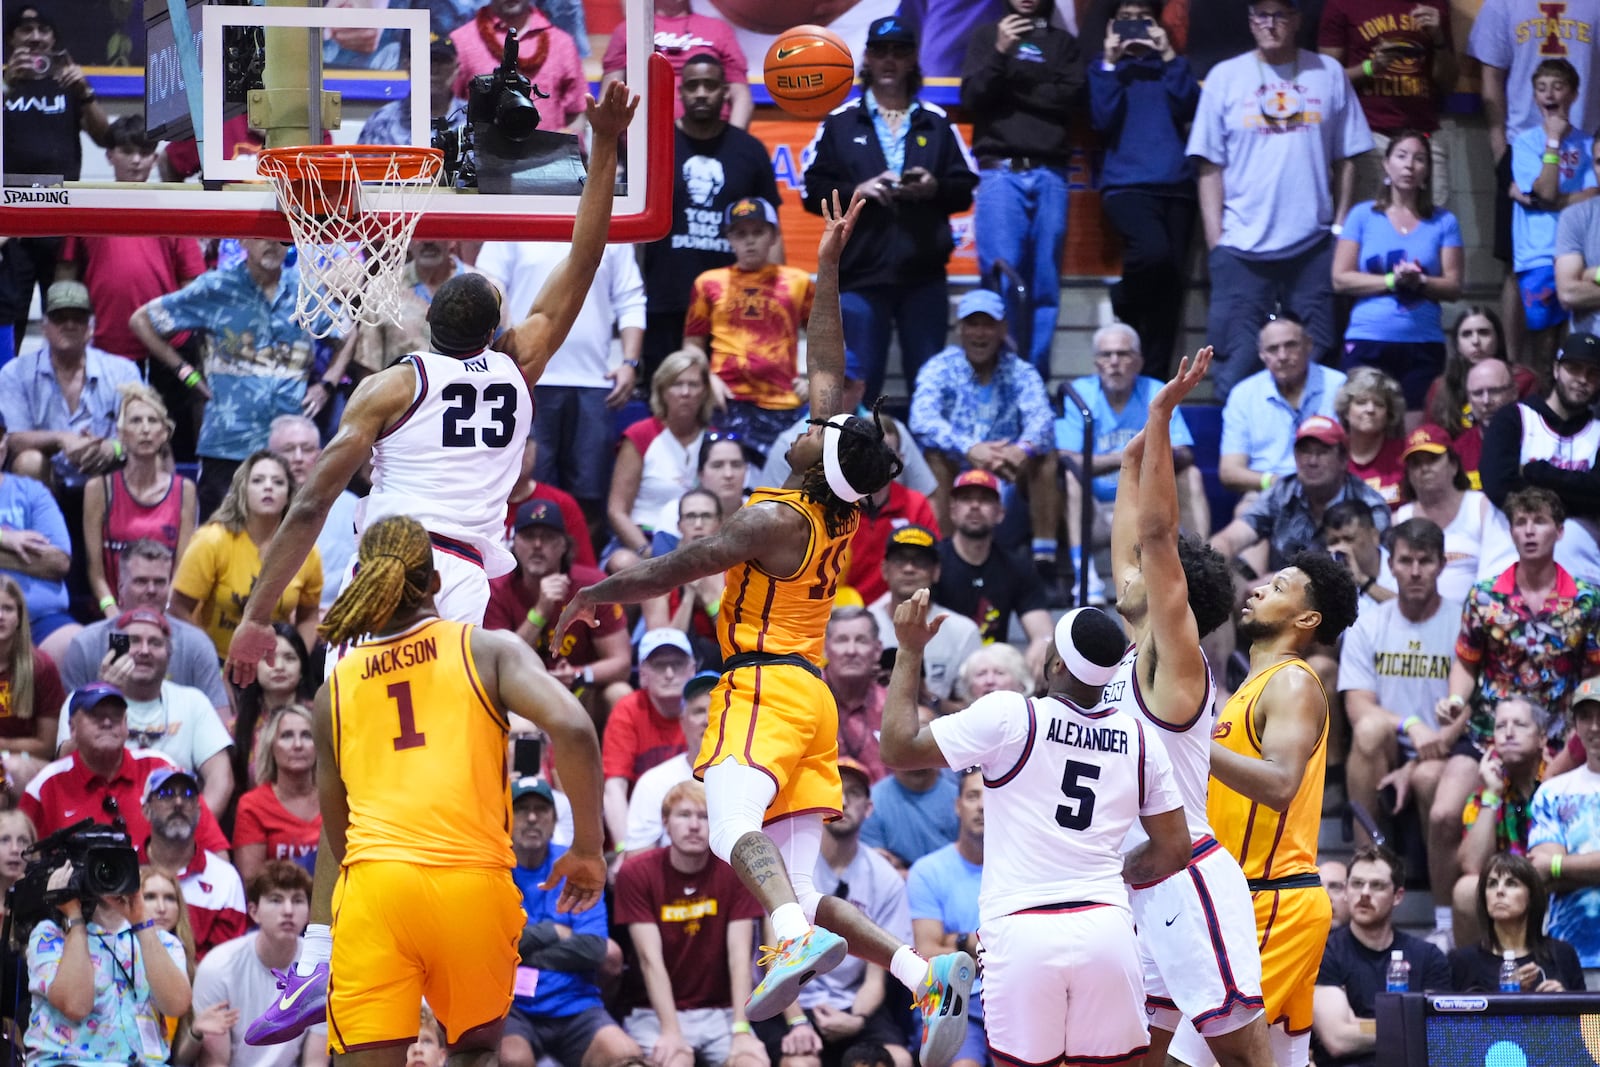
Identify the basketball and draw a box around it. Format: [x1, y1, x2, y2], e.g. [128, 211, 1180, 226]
[763, 25, 855, 120]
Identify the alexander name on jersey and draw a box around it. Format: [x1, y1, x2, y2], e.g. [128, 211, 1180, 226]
[1045, 716, 1130, 754]
[358, 633, 440, 680]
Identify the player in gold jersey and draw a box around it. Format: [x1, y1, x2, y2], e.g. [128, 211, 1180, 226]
[1184, 553, 1357, 1067]
[246, 514, 606, 1062]
[555, 193, 975, 1067]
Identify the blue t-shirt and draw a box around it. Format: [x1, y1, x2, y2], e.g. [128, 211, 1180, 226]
[1054, 376, 1195, 502]
[0, 474, 70, 620]
[511, 844, 609, 1019]
[1528, 766, 1600, 968]
[1341, 200, 1462, 344]
[1511, 126, 1598, 273]
[906, 842, 984, 1008]
[860, 773, 959, 866]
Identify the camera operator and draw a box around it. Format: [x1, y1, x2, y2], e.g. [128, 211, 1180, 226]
[21, 858, 191, 1065]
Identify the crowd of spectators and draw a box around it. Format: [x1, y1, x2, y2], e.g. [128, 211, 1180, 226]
[3, 0, 1600, 1063]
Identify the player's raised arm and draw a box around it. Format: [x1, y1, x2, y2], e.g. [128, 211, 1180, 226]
[803, 190, 866, 425]
[497, 81, 640, 386]
[882, 590, 953, 770]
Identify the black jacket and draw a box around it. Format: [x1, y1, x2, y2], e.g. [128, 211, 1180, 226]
[960, 21, 1082, 163]
[1480, 398, 1600, 518]
[800, 98, 979, 290]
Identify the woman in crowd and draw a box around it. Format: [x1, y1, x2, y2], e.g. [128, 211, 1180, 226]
[82, 383, 196, 618]
[954, 642, 1033, 705]
[1450, 852, 1583, 992]
[142, 864, 235, 1060]
[605, 349, 714, 572]
[171, 449, 321, 659]
[1393, 426, 1487, 601]
[640, 489, 724, 655]
[0, 810, 36, 1042]
[0, 577, 63, 770]
[1332, 130, 1463, 415]
[232, 704, 320, 886]
[646, 432, 752, 559]
[1337, 368, 1409, 508]
[228, 622, 314, 792]
[1425, 307, 1537, 435]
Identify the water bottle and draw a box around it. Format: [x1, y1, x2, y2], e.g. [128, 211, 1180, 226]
[1385, 949, 1410, 992]
[1500, 950, 1520, 992]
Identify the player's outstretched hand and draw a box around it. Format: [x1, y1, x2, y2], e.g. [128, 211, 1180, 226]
[816, 189, 866, 267]
[892, 588, 945, 653]
[226, 619, 280, 688]
[586, 79, 639, 143]
[554, 589, 599, 645]
[1151, 346, 1212, 413]
[544, 848, 607, 913]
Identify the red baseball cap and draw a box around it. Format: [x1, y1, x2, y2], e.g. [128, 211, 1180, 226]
[115, 607, 169, 634]
[1402, 423, 1453, 461]
[1294, 415, 1347, 449]
[952, 470, 1001, 496]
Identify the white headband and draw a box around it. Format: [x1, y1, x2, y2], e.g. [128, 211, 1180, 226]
[821, 413, 867, 503]
[1054, 608, 1119, 686]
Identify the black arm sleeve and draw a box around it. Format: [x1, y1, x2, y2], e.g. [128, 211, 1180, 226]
[1478, 405, 1526, 508]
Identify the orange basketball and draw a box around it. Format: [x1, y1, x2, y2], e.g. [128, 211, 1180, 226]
[763, 25, 855, 120]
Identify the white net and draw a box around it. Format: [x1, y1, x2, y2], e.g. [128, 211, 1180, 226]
[257, 147, 444, 339]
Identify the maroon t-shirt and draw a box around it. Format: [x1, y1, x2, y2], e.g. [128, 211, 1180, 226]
[484, 564, 625, 668]
[0, 649, 65, 740]
[1349, 436, 1408, 509]
[1317, 0, 1452, 132]
[614, 848, 764, 1011]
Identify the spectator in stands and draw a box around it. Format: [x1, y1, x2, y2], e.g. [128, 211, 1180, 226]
[232, 705, 321, 886]
[639, 54, 781, 384]
[869, 526, 982, 711]
[268, 414, 357, 613]
[502, 776, 641, 1067]
[130, 238, 317, 521]
[0, 280, 139, 485]
[840, 426, 939, 606]
[614, 780, 765, 1067]
[1393, 425, 1487, 602]
[171, 450, 322, 659]
[1187, 0, 1372, 399]
[603, 629, 695, 856]
[0, 422, 76, 662]
[685, 198, 813, 459]
[1556, 147, 1600, 334]
[600, 1, 752, 127]
[861, 706, 959, 869]
[758, 756, 913, 1067]
[801, 16, 980, 401]
[1509, 59, 1598, 376]
[961, 0, 1082, 376]
[1323, 501, 1398, 612]
[477, 242, 645, 543]
[408, 1006, 448, 1067]
[1529, 677, 1600, 987]
[640, 490, 724, 649]
[140, 767, 246, 959]
[825, 608, 890, 783]
[1425, 308, 1535, 438]
[1449, 359, 1520, 491]
[1313, 845, 1452, 1063]
[83, 385, 196, 618]
[0, 576, 62, 767]
[1057, 323, 1206, 601]
[0, 810, 34, 938]
[449, 0, 586, 133]
[184, 860, 321, 1067]
[608, 350, 715, 570]
[140, 865, 197, 984]
[1480, 333, 1600, 578]
[644, 433, 752, 562]
[906, 768, 986, 1067]
[1332, 132, 1464, 414]
[1320, 857, 1352, 927]
[623, 670, 716, 855]
[952, 642, 1033, 705]
[1452, 853, 1584, 992]
[342, 239, 479, 380]
[1451, 699, 1549, 948]
[357, 33, 466, 146]
[1338, 368, 1409, 508]
[1090, 0, 1200, 380]
[485, 499, 633, 709]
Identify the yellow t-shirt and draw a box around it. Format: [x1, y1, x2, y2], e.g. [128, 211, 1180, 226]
[172, 523, 322, 657]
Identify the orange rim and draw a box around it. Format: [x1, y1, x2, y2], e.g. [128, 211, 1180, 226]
[256, 144, 444, 183]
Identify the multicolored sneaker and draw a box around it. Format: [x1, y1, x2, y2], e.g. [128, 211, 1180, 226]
[916, 951, 975, 1067]
[244, 964, 327, 1046]
[747, 927, 848, 1021]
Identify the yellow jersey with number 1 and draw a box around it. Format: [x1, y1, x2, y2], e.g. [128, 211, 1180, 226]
[328, 617, 514, 869]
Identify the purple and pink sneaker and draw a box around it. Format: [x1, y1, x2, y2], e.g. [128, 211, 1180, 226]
[244, 964, 327, 1046]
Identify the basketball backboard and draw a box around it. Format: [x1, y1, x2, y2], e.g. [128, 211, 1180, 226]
[0, 0, 671, 241]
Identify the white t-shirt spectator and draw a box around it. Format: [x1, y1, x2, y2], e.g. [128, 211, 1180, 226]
[1393, 492, 1487, 603]
[192, 931, 326, 1067]
[1337, 595, 1463, 732]
[57, 680, 233, 774]
[623, 751, 694, 852]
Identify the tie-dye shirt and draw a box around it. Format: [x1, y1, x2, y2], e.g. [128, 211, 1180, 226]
[1528, 766, 1600, 967]
[685, 264, 813, 411]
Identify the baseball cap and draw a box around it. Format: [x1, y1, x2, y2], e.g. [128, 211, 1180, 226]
[511, 776, 555, 805]
[5, 5, 53, 37]
[44, 281, 92, 316]
[639, 628, 694, 661]
[142, 767, 199, 804]
[68, 682, 127, 718]
[957, 289, 1006, 321]
[115, 607, 169, 634]
[885, 523, 940, 560]
[866, 16, 917, 45]
[952, 469, 1001, 496]
[1294, 415, 1347, 449]
[837, 757, 873, 788]
[683, 670, 722, 702]
[513, 499, 566, 535]
[1556, 332, 1600, 367]
[1401, 423, 1452, 461]
[1573, 675, 1600, 710]
[723, 196, 778, 233]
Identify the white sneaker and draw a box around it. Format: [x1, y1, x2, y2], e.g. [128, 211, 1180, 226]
[1085, 555, 1107, 605]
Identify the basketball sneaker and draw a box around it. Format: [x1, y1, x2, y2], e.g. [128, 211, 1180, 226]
[747, 927, 848, 1020]
[916, 951, 975, 1067]
[244, 964, 327, 1045]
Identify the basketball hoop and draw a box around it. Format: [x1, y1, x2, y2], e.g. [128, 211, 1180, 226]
[257, 145, 445, 339]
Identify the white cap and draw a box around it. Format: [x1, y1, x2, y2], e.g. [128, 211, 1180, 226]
[639, 628, 694, 661]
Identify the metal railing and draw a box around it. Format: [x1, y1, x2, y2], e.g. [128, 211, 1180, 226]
[987, 258, 1032, 362]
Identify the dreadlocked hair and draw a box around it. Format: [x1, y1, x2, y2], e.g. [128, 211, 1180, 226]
[319, 516, 434, 647]
[800, 398, 905, 538]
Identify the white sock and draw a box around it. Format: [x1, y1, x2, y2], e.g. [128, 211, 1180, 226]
[890, 945, 930, 992]
[294, 924, 332, 975]
[771, 903, 809, 943]
[1434, 907, 1453, 931]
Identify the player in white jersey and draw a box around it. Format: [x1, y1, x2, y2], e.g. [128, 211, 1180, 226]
[1104, 349, 1271, 1067]
[883, 597, 1192, 1067]
[224, 80, 639, 682]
